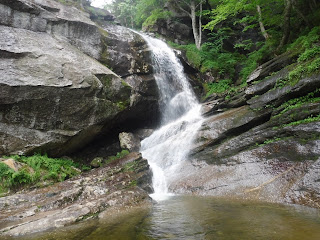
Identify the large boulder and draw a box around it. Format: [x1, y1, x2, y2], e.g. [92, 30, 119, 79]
[119, 132, 141, 152]
[0, 0, 159, 156]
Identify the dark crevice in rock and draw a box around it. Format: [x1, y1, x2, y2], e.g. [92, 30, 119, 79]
[0, 0, 41, 14]
[0, 50, 29, 59]
[248, 74, 320, 110]
[193, 109, 272, 156]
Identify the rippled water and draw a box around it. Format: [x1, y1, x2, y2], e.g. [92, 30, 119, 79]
[5, 196, 320, 240]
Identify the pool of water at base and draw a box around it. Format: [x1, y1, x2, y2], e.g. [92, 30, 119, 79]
[3, 196, 320, 240]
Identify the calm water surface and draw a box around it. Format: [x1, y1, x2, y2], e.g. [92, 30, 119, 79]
[3, 196, 320, 240]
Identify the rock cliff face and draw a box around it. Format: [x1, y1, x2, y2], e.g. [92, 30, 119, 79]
[171, 54, 320, 208]
[0, 0, 159, 156]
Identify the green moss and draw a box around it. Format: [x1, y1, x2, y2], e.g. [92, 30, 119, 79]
[283, 114, 320, 127]
[240, 43, 272, 82]
[128, 180, 137, 187]
[100, 75, 112, 87]
[123, 161, 139, 172]
[142, 9, 171, 28]
[263, 137, 290, 145]
[105, 150, 130, 165]
[116, 99, 130, 111]
[57, 0, 81, 8]
[286, 27, 320, 84]
[121, 80, 130, 87]
[273, 90, 320, 119]
[98, 27, 109, 38]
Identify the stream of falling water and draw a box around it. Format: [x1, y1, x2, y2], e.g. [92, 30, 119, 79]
[136, 33, 204, 201]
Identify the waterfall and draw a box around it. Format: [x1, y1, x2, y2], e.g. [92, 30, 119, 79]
[138, 33, 203, 201]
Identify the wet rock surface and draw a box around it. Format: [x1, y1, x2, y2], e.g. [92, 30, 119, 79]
[0, 152, 152, 237]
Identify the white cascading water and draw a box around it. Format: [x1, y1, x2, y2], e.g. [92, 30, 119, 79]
[138, 33, 203, 201]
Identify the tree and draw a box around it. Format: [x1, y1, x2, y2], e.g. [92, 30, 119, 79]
[171, 0, 205, 49]
[107, 0, 137, 27]
[203, 0, 288, 46]
[276, 0, 292, 51]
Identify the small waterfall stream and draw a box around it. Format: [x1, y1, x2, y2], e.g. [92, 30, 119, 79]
[137, 33, 204, 201]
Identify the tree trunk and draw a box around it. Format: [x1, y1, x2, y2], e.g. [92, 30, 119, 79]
[198, 1, 203, 48]
[291, 0, 311, 27]
[173, 0, 203, 49]
[256, 5, 269, 40]
[190, 1, 200, 49]
[277, 0, 292, 52]
[131, 15, 134, 29]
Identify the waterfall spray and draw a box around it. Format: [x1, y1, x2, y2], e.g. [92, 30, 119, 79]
[136, 33, 204, 201]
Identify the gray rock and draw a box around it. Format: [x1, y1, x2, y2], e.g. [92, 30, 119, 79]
[245, 67, 289, 97]
[247, 51, 298, 84]
[0, 0, 159, 156]
[191, 105, 271, 163]
[0, 25, 124, 156]
[286, 158, 320, 208]
[100, 24, 153, 77]
[119, 132, 141, 152]
[90, 157, 103, 168]
[0, 152, 152, 236]
[247, 73, 320, 110]
[133, 128, 154, 140]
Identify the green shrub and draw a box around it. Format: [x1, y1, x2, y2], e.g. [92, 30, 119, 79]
[142, 9, 170, 28]
[0, 154, 83, 192]
[205, 79, 232, 98]
[0, 162, 15, 188]
[284, 114, 320, 127]
[240, 43, 271, 82]
[105, 150, 130, 164]
[298, 46, 320, 63]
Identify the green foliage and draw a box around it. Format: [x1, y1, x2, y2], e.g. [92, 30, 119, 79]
[283, 114, 320, 127]
[204, 79, 232, 97]
[273, 90, 320, 118]
[123, 160, 138, 172]
[169, 38, 239, 79]
[288, 27, 320, 52]
[263, 137, 283, 145]
[203, 0, 246, 31]
[105, 150, 130, 164]
[234, 39, 254, 51]
[274, 77, 289, 89]
[240, 43, 271, 82]
[0, 154, 82, 192]
[298, 46, 320, 63]
[0, 162, 15, 190]
[142, 9, 170, 28]
[288, 58, 320, 84]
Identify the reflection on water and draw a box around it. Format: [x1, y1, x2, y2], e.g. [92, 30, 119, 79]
[3, 196, 320, 240]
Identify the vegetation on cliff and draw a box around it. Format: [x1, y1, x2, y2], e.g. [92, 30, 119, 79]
[104, 0, 320, 97]
[0, 155, 86, 195]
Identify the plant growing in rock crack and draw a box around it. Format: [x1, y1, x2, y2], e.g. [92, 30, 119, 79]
[0, 154, 84, 193]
